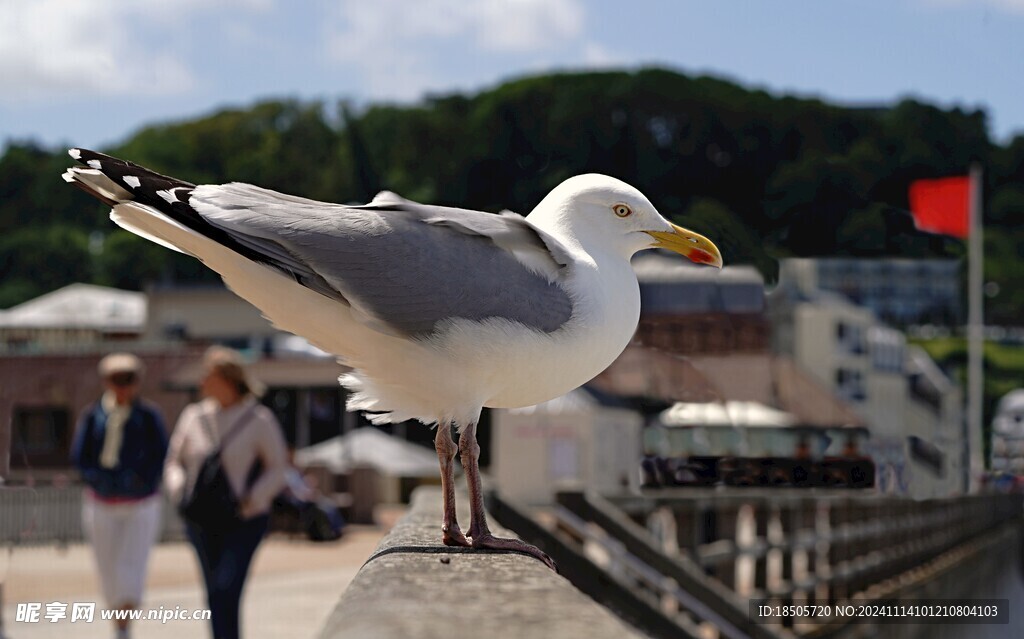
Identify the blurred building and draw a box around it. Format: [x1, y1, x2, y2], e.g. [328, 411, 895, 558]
[632, 253, 768, 353]
[492, 387, 642, 504]
[768, 279, 965, 497]
[626, 254, 862, 434]
[779, 258, 962, 327]
[143, 283, 279, 350]
[626, 255, 867, 441]
[0, 282, 368, 481]
[0, 283, 145, 352]
[1, 349, 200, 476]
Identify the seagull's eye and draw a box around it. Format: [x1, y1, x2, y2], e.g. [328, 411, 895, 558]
[613, 204, 632, 218]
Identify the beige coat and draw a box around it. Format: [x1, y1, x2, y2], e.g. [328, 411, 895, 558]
[164, 397, 288, 517]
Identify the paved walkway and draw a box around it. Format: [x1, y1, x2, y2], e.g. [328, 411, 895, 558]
[0, 509, 401, 639]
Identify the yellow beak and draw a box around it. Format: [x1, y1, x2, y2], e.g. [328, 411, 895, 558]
[645, 223, 723, 268]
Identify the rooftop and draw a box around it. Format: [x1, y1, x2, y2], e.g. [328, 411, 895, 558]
[0, 283, 145, 331]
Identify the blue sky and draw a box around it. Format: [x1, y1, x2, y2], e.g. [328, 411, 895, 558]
[2, 0, 1022, 151]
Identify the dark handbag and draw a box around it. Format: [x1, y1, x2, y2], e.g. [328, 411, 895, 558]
[178, 405, 257, 530]
[302, 498, 346, 542]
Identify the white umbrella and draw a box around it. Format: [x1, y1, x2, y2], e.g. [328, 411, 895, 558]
[659, 401, 797, 429]
[295, 428, 440, 477]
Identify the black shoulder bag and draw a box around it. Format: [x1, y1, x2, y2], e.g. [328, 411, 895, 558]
[178, 404, 258, 530]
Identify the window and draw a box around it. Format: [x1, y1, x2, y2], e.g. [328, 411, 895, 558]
[262, 388, 297, 446]
[308, 388, 343, 444]
[836, 322, 867, 355]
[835, 369, 867, 402]
[12, 406, 71, 464]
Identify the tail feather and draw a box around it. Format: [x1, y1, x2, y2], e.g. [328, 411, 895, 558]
[61, 167, 132, 207]
[63, 148, 264, 263]
[66, 148, 195, 199]
[64, 148, 198, 216]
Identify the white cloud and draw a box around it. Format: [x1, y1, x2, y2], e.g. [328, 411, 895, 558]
[0, 0, 606, 108]
[0, 0, 267, 103]
[324, 0, 588, 100]
[472, 0, 585, 53]
[581, 43, 623, 68]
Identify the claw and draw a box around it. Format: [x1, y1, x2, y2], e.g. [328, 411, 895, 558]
[471, 533, 557, 571]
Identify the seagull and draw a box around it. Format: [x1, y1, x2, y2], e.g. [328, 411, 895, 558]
[63, 148, 722, 568]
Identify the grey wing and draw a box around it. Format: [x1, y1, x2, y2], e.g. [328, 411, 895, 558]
[188, 183, 575, 337]
[364, 190, 573, 271]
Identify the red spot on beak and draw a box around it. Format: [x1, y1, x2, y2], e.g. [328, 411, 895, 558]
[690, 248, 715, 264]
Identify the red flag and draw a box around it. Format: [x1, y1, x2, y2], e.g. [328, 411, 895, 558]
[908, 175, 971, 238]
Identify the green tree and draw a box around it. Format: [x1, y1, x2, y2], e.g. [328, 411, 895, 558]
[0, 226, 92, 307]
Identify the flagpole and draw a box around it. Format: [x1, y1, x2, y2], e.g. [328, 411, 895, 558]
[967, 163, 984, 492]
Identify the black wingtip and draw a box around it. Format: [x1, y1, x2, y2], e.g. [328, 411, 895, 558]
[67, 148, 131, 172]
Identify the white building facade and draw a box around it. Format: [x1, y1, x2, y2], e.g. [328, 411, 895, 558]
[769, 265, 965, 497]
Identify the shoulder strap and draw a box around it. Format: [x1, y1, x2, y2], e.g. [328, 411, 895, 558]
[202, 403, 259, 455]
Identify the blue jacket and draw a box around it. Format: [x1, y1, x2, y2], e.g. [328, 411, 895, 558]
[70, 399, 169, 500]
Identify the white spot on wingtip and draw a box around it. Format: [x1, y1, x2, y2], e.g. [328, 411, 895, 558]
[61, 170, 76, 183]
[68, 149, 81, 160]
[123, 175, 141, 189]
[87, 159, 101, 169]
[157, 186, 189, 204]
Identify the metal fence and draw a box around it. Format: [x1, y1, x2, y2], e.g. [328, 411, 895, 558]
[0, 486, 186, 546]
[543, 489, 1024, 638]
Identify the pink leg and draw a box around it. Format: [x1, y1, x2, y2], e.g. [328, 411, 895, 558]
[435, 421, 469, 547]
[459, 421, 556, 570]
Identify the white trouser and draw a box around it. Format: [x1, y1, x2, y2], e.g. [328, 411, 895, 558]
[81, 492, 162, 607]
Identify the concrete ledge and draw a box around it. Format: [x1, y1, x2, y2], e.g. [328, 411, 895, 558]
[318, 487, 644, 639]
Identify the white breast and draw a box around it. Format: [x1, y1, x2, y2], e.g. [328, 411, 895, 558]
[473, 250, 641, 408]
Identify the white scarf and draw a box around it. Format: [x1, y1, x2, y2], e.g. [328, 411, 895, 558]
[99, 391, 131, 469]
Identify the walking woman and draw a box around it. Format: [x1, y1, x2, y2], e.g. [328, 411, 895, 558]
[71, 353, 168, 639]
[164, 346, 288, 639]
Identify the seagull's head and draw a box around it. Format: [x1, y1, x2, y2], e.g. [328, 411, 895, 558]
[529, 174, 723, 268]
